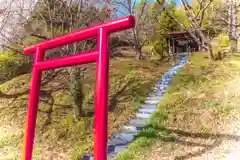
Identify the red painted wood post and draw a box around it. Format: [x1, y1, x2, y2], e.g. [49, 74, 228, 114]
[23, 47, 45, 160]
[22, 16, 135, 160]
[94, 28, 109, 160]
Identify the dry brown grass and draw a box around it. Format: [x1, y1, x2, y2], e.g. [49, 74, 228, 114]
[0, 55, 171, 160]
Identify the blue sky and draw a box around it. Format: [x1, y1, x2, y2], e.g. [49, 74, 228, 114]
[115, 0, 190, 17]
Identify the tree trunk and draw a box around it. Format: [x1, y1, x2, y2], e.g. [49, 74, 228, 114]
[194, 30, 215, 60]
[228, 1, 238, 52]
[206, 44, 214, 60]
[132, 28, 144, 60]
[231, 39, 238, 52]
[69, 67, 84, 120]
[136, 47, 143, 60]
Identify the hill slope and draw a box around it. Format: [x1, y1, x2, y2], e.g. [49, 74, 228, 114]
[116, 53, 240, 160]
[0, 56, 170, 160]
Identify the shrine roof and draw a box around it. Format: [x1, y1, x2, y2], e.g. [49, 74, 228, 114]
[167, 29, 206, 37]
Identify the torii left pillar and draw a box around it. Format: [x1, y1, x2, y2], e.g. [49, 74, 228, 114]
[22, 16, 135, 160]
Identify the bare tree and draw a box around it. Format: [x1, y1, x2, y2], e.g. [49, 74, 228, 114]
[109, 0, 153, 60]
[0, 0, 36, 52]
[30, 0, 110, 119]
[0, 0, 109, 120]
[213, 0, 240, 51]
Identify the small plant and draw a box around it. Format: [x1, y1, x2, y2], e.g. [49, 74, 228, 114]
[116, 137, 152, 160]
[205, 100, 233, 116]
[218, 105, 233, 116]
[150, 111, 168, 128]
[158, 129, 176, 142]
[132, 100, 141, 111]
[219, 33, 230, 48]
[137, 127, 157, 138]
[128, 71, 136, 78]
[200, 125, 212, 133]
[205, 100, 219, 108]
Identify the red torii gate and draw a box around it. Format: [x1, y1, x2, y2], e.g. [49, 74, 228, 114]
[22, 16, 135, 160]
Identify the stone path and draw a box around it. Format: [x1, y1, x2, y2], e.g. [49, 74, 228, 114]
[81, 53, 190, 160]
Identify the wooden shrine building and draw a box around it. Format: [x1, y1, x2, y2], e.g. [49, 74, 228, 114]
[167, 30, 206, 54]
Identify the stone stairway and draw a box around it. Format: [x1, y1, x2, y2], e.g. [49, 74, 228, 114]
[81, 53, 190, 160]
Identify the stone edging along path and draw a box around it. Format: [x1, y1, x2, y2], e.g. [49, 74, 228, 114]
[82, 53, 190, 160]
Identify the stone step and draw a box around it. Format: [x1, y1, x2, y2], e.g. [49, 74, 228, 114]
[177, 64, 185, 67]
[120, 130, 139, 136]
[108, 152, 118, 159]
[140, 104, 157, 109]
[168, 71, 177, 75]
[150, 92, 164, 95]
[171, 67, 178, 69]
[122, 125, 140, 133]
[129, 118, 149, 128]
[171, 65, 181, 69]
[138, 108, 156, 114]
[162, 76, 172, 80]
[108, 137, 128, 146]
[149, 93, 158, 97]
[108, 144, 115, 154]
[156, 89, 168, 93]
[145, 99, 160, 104]
[162, 77, 172, 81]
[161, 79, 171, 83]
[136, 113, 151, 119]
[81, 154, 93, 160]
[170, 66, 180, 69]
[146, 96, 162, 101]
[161, 77, 169, 80]
[157, 82, 168, 86]
[152, 91, 164, 95]
[158, 86, 168, 90]
[158, 82, 169, 85]
[158, 89, 168, 92]
[155, 94, 164, 97]
[113, 133, 135, 142]
[114, 145, 128, 153]
[169, 70, 179, 73]
[163, 73, 173, 77]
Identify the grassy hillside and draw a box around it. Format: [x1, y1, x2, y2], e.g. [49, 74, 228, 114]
[0, 56, 171, 160]
[115, 53, 240, 160]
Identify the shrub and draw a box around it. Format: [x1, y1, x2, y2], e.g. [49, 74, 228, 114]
[211, 33, 231, 60]
[151, 38, 168, 58]
[219, 33, 230, 48]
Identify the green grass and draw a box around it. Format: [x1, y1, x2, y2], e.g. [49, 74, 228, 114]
[115, 126, 175, 160]
[115, 137, 153, 160]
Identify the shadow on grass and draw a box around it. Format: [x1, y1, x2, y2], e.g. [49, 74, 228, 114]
[134, 125, 240, 160]
[166, 128, 240, 160]
[109, 79, 134, 112]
